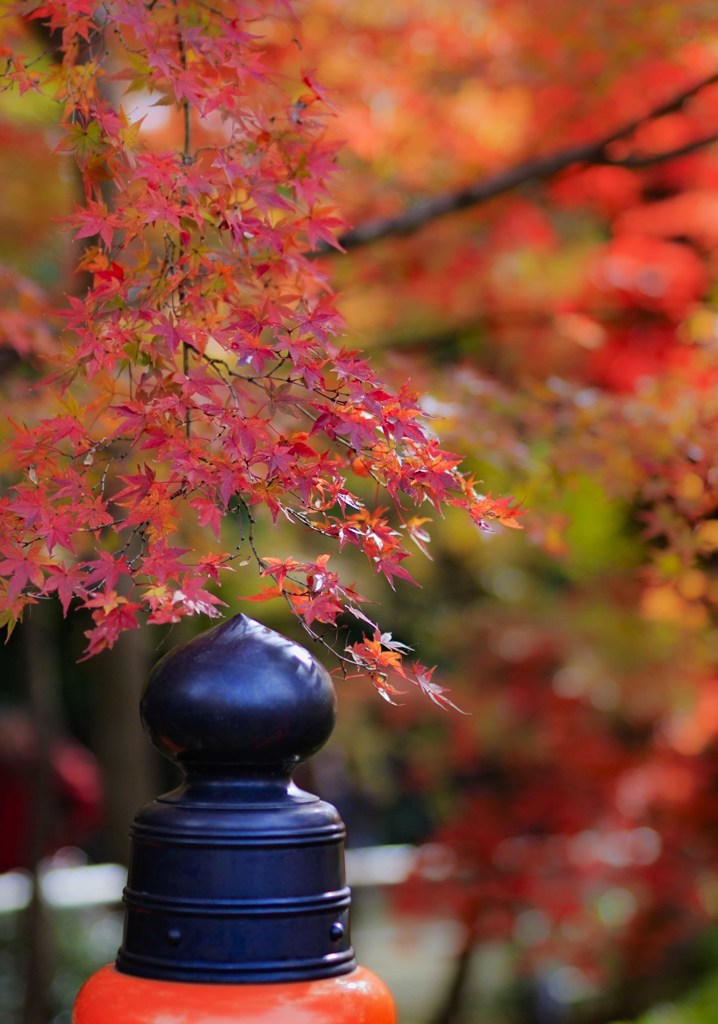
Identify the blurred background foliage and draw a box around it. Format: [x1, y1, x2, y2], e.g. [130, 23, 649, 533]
[6, 2, 718, 1024]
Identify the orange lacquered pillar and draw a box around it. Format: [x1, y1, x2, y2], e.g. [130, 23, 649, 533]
[72, 615, 396, 1024]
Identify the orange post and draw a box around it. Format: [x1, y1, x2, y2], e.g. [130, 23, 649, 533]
[71, 616, 396, 1023]
[73, 964, 395, 1023]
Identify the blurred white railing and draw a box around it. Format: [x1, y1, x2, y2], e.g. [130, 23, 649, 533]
[0, 844, 419, 913]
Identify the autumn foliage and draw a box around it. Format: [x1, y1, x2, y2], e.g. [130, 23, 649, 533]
[271, 2, 718, 1015]
[0, 1, 520, 700]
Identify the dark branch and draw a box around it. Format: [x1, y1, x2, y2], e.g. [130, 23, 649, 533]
[325, 70, 718, 253]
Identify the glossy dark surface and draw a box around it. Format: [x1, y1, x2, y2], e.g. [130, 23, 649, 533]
[116, 614, 356, 983]
[140, 614, 337, 769]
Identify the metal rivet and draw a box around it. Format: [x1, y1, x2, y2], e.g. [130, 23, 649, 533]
[167, 928, 182, 946]
[330, 922, 345, 942]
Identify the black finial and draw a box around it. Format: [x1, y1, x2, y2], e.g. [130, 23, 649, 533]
[140, 614, 337, 771]
[116, 614, 356, 983]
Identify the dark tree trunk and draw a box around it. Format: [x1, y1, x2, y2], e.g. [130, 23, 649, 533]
[20, 607, 61, 1024]
[90, 628, 158, 865]
[429, 937, 476, 1024]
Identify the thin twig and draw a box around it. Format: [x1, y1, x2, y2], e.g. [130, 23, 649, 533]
[173, 0, 192, 437]
[601, 132, 718, 169]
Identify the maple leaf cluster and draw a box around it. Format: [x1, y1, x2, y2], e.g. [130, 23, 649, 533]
[0, 1, 520, 691]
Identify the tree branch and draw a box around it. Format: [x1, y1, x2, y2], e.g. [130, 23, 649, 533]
[326, 70, 718, 253]
[601, 132, 718, 169]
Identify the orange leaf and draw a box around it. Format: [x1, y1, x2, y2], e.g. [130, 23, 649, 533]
[238, 587, 283, 602]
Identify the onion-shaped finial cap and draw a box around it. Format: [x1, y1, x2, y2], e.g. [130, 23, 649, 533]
[140, 613, 337, 771]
